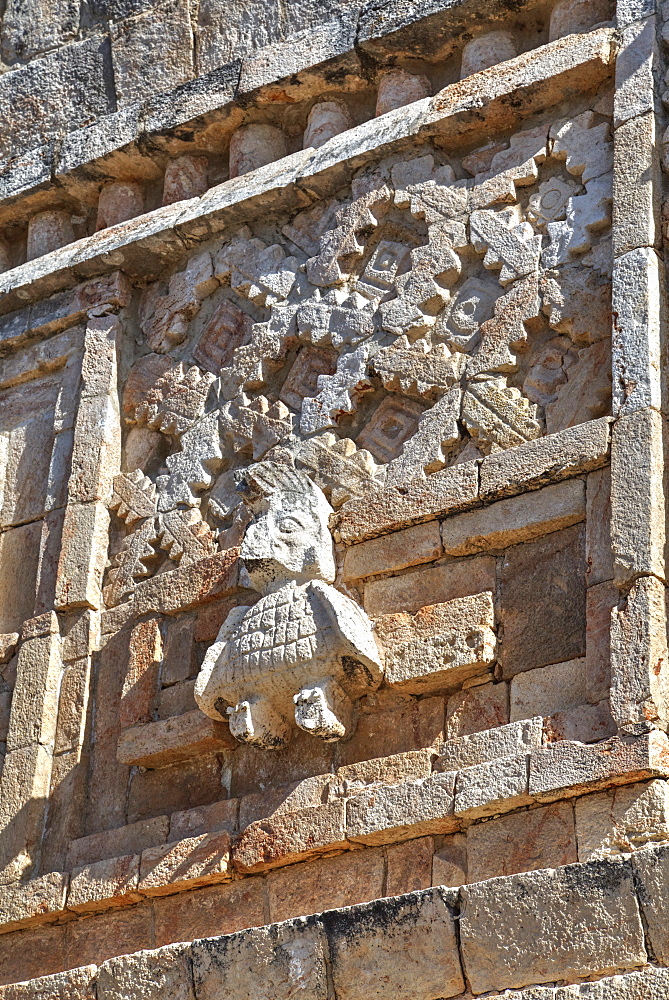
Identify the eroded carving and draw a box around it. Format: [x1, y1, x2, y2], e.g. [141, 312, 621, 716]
[195, 463, 384, 748]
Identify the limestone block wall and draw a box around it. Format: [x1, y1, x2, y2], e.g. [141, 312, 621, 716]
[0, 0, 667, 994]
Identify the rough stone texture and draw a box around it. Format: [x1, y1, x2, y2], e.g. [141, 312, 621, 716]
[346, 772, 457, 845]
[438, 719, 542, 771]
[610, 576, 669, 730]
[364, 556, 495, 617]
[192, 917, 329, 1000]
[499, 524, 586, 678]
[575, 780, 669, 861]
[0, 965, 96, 1000]
[510, 658, 587, 721]
[138, 831, 231, 894]
[68, 854, 141, 911]
[96, 945, 194, 1000]
[234, 801, 347, 873]
[454, 753, 531, 819]
[459, 858, 646, 993]
[631, 842, 669, 963]
[343, 521, 442, 581]
[266, 849, 385, 922]
[466, 801, 578, 882]
[445, 682, 509, 738]
[322, 888, 464, 1000]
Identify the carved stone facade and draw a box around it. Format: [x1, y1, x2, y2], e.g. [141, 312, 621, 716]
[0, 0, 667, 995]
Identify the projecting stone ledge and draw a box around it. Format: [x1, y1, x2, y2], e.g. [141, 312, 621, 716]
[7, 855, 669, 999]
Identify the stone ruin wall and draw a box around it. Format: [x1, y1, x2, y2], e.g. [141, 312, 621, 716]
[0, 0, 669, 995]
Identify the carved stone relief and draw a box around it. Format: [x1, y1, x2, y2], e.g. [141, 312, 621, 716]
[194, 463, 384, 748]
[107, 108, 613, 608]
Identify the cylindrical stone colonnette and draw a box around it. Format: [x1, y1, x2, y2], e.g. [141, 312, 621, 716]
[229, 124, 288, 178]
[162, 155, 209, 206]
[375, 69, 431, 117]
[303, 101, 352, 149]
[96, 181, 144, 231]
[460, 31, 518, 78]
[549, 0, 611, 40]
[26, 209, 75, 260]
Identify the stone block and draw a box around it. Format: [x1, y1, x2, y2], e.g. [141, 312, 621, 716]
[26, 210, 74, 261]
[55, 502, 111, 610]
[441, 479, 585, 557]
[544, 700, 616, 744]
[0, 743, 53, 867]
[575, 779, 669, 860]
[346, 772, 457, 845]
[162, 616, 199, 685]
[343, 521, 442, 581]
[132, 549, 240, 616]
[153, 877, 266, 948]
[432, 833, 467, 888]
[118, 617, 162, 729]
[438, 718, 542, 771]
[229, 124, 287, 178]
[613, 112, 661, 256]
[334, 461, 479, 545]
[586, 466, 614, 585]
[0, 521, 43, 633]
[267, 848, 385, 922]
[68, 854, 141, 912]
[234, 801, 347, 873]
[610, 575, 669, 729]
[64, 905, 154, 970]
[510, 658, 587, 721]
[385, 836, 434, 895]
[118, 710, 236, 767]
[0, 964, 96, 999]
[334, 698, 444, 767]
[445, 681, 509, 738]
[1, 0, 78, 63]
[0, 36, 114, 157]
[239, 775, 331, 830]
[323, 887, 464, 1000]
[334, 750, 434, 796]
[127, 754, 224, 825]
[549, 0, 611, 39]
[193, 916, 328, 1000]
[611, 250, 663, 415]
[614, 16, 657, 126]
[466, 801, 577, 882]
[630, 842, 669, 962]
[586, 581, 616, 703]
[611, 409, 666, 586]
[376, 68, 431, 115]
[460, 858, 646, 993]
[364, 555, 495, 617]
[66, 815, 169, 869]
[169, 798, 239, 841]
[499, 524, 586, 677]
[139, 830, 231, 895]
[529, 732, 669, 800]
[455, 754, 530, 819]
[156, 679, 197, 719]
[376, 592, 495, 693]
[111, 0, 194, 106]
[479, 419, 611, 500]
[96, 944, 194, 1000]
[0, 924, 67, 990]
[6, 633, 61, 753]
[0, 872, 68, 932]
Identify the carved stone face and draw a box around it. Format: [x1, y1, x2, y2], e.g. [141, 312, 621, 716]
[241, 487, 336, 594]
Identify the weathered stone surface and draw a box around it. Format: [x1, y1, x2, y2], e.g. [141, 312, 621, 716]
[613, 113, 660, 257]
[586, 580, 616, 704]
[611, 250, 663, 416]
[610, 575, 669, 730]
[325, 887, 463, 1000]
[466, 801, 577, 882]
[455, 754, 531, 818]
[461, 30, 517, 77]
[610, 409, 666, 586]
[364, 555, 495, 617]
[343, 521, 442, 581]
[631, 842, 669, 962]
[0, 872, 68, 932]
[346, 772, 457, 845]
[575, 780, 669, 861]
[111, 0, 194, 106]
[68, 854, 141, 912]
[385, 836, 434, 895]
[267, 848, 385, 922]
[459, 858, 646, 993]
[192, 916, 328, 1000]
[499, 524, 586, 678]
[139, 831, 231, 895]
[0, 965, 96, 1000]
[169, 799, 239, 841]
[432, 833, 467, 888]
[529, 732, 669, 800]
[66, 816, 169, 869]
[510, 658, 587, 721]
[153, 877, 266, 947]
[118, 710, 236, 767]
[234, 801, 347, 873]
[438, 718, 542, 771]
[445, 681, 509, 738]
[97, 944, 194, 1000]
[441, 479, 585, 557]
[375, 592, 496, 693]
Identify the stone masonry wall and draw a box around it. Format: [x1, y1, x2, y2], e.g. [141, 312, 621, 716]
[0, 0, 668, 994]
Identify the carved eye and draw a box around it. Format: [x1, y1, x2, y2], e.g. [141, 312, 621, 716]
[277, 515, 303, 533]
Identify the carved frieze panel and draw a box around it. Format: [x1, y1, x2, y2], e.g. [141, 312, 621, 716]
[107, 105, 613, 608]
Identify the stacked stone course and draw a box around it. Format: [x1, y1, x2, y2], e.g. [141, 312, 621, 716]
[0, 0, 667, 994]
